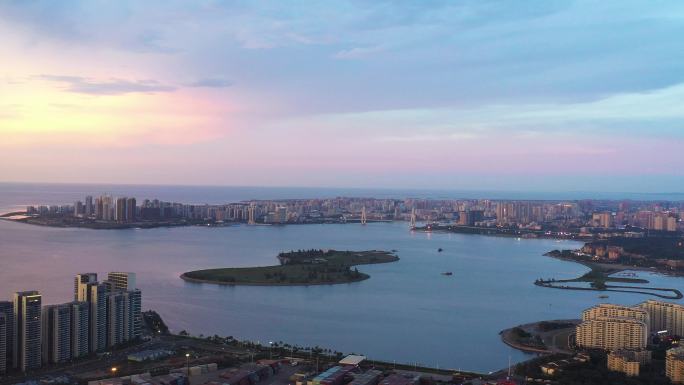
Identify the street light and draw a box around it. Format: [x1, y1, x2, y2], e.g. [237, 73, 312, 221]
[111, 367, 118, 377]
[185, 353, 190, 376]
[269, 341, 273, 359]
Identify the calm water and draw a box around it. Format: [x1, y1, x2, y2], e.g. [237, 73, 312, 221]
[1, 183, 684, 373]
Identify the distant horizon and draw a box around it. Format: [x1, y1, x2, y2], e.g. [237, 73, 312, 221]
[2, 180, 684, 202]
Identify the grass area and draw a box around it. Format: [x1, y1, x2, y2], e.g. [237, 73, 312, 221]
[181, 250, 398, 286]
[505, 326, 546, 351]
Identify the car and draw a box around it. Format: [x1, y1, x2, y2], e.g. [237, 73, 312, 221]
[291, 361, 298, 367]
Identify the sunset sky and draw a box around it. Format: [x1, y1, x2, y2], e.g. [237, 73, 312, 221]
[1, 1, 683, 192]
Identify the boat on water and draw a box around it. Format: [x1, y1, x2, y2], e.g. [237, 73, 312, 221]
[599, 295, 609, 299]
[442, 271, 453, 276]
[438, 248, 443, 252]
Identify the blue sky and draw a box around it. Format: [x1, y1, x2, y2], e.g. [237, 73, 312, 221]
[1, 1, 683, 192]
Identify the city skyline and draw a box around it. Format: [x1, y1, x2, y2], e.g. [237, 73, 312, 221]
[2, 1, 684, 192]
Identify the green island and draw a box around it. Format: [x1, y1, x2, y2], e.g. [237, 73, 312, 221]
[536, 250, 683, 299]
[180, 249, 399, 286]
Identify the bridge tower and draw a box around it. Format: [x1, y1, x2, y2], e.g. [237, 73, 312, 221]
[361, 206, 367, 225]
[409, 207, 417, 229]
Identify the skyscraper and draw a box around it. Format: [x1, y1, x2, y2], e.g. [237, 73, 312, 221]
[101, 195, 113, 221]
[74, 201, 84, 217]
[0, 301, 13, 371]
[126, 197, 136, 222]
[13, 291, 42, 372]
[74, 273, 98, 301]
[107, 272, 136, 291]
[85, 195, 94, 217]
[640, 300, 684, 336]
[0, 313, 6, 375]
[95, 197, 103, 219]
[106, 273, 142, 342]
[70, 301, 89, 359]
[87, 283, 109, 352]
[124, 290, 142, 341]
[42, 304, 71, 364]
[106, 292, 126, 347]
[667, 347, 684, 384]
[115, 197, 127, 222]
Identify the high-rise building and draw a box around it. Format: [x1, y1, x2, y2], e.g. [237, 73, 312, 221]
[95, 197, 103, 219]
[104, 273, 142, 344]
[85, 195, 94, 217]
[106, 292, 127, 347]
[87, 283, 109, 352]
[276, 206, 287, 223]
[126, 197, 136, 222]
[0, 313, 6, 375]
[582, 304, 650, 325]
[70, 302, 89, 359]
[74, 273, 98, 301]
[13, 291, 42, 372]
[667, 347, 684, 384]
[0, 301, 13, 371]
[576, 317, 648, 350]
[607, 349, 651, 377]
[107, 272, 136, 291]
[101, 195, 113, 221]
[125, 289, 142, 340]
[667, 216, 678, 232]
[42, 304, 71, 364]
[115, 197, 127, 222]
[639, 300, 684, 336]
[74, 201, 84, 217]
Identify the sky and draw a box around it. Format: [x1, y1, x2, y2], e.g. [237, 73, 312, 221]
[1, 0, 684, 192]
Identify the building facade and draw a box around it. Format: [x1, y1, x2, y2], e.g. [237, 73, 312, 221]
[575, 317, 648, 350]
[70, 301, 90, 359]
[85, 282, 110, 352]
[107, 272, 136, 291]
[42, 304, 72, 364]
[0, 313, 6, 375]
[74, 273, 98, 302]
[0, 301, 13, 372]
[13, 291, 42, 372]
[607, 349, 651, 377]
[667, 347, 684, 384]
[639, 300, 684, 336]
[582, 304, 650, 325]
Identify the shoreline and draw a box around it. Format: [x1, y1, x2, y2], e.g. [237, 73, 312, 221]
[0, 213, 394, 230]
[413, 224, 588, 241]
[179, 272, 370, 286]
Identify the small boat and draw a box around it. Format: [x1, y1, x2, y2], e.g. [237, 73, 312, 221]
[442, 272, 453, 276]
[599, 295, 609, 299]
[437, 248, 443, 252]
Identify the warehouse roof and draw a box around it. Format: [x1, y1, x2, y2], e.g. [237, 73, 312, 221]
[339, 355, 366, 366]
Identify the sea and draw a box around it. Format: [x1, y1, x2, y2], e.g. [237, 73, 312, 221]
[0, 182, 683, 373]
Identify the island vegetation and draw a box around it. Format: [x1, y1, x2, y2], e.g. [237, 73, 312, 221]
[181, 249, 399, 286]
[500, 319, 579, 354]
